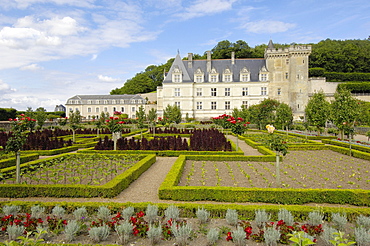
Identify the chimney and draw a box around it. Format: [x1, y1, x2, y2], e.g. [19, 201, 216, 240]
[231, 51, 235, 65]
[188, 53, 193, 68]
[206, 50, 211, 72]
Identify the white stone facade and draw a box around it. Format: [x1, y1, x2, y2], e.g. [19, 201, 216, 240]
[65, 94, 147, 119]
[157, 41, 313, 120]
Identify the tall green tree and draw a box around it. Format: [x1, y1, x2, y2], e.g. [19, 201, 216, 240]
[136, 105, 146, 130]
[305, 91, 330, 135]
[163, 104, 182, 124]
[275, 103, 293, 131]
[35, 107, 47, 129]
[331, 89, 360, 139]
[256, 99, 280, 129]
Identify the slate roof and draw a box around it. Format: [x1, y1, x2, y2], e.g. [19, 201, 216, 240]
[66, 94, 145, 104]
[163, 53, 266, 83]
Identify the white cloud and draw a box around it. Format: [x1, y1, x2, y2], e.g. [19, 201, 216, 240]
[20, 63, 43, 70]
[174, 0, 237, 20]
[241, 20, 296, 34]
[98, 75, 121, 82]
[0, 79, 15, 92]
[90, 54, 98, 61]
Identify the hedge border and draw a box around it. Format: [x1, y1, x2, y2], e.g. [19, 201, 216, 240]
[0, 153, 156, 198]
[20, 145, 79, 156]
[158, 155, 370, 206]
[322, 139, 370, 154]
[0, 154, 39, 169]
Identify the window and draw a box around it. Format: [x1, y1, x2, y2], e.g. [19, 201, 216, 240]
[75, 108, 79, 112]
[242, 87, 248, 96]
[175, 102, 180, 108]
[242, 101, 248, 108]
[88, 107, 92, 113]
[211, 102, 217, 110]
[113, 107, 116, 112]
[96, 100, 100, 104]
[104, 107, 108, 112]
[120, 99, 125, 104]
[87, 100, 92, 104]
[196, 102, 202, 110]
[174, 88, 180, 97]
[104, 100, 108, 104]
[225, 101, 230, 110]
[261, 87, 267, 95]
[132, 107, 136, 112]
[196, 75, 203, 83]
[211, 88, 217, 96]
[69, 108, 73, 112]
[225, 88, 230, 96]
[112, 100, 116, 104]
[121, 107, 125, 112]
[96, 107, 100, 113]
[285, 73, 289, 79]
[196, 88, 202, 96]
[210, 75, 217, 82]
[286, 59, 289, 65]
[224, 74, 231, 82]
[261, 74, 267, 81]
[277, 88, 281, 95]
[174, 74, 181, 82]
[241, 74, 249, 82]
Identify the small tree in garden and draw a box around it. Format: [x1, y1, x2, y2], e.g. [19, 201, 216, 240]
[163, 104, 182, 124]
[35, 107, 48, 130]
[6, 115, 36, 183]
[25, 107, 37, 132]
[276, 103, 293, 133]
[105, 113, 125, 150]
[229, 117, 250, 150]
[69, 110, 82, 143]
[264, 124, 288, 187]
[136, 105, 146, 139]
[147, 108, 157, 137]
[94, 112, 109, 137]
[305, 90, 330, 135]
[331, 89, 360, 140]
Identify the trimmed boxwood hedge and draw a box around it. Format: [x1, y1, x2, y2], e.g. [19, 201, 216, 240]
[0, 153, 156, 198]
[322, 139, 370, 154]
[0, 153, 39, 169]
[21, 145, 79, 156]
[158, 155, 370, 206]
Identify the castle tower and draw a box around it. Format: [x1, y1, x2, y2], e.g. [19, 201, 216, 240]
[265, 40, 312, 118]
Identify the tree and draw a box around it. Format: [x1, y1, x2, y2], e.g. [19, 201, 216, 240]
[136, 105, 146, 139]
[35, 107, 47, 130]
[69, 110, 82, 143]
[256, 99, 280, 129]
[305, 91, 330, 135]
[331, 89, 360, 140]
[5, 114, 36, 183]
[147, 108, 157, 136]
[25, 107, 37, 132]
[105, 112, 125, 150]
[163, 104, 182, 124]
[275, 103, 293, 131]
[0, 108, 17, 121]
[94, 112, 109, 137]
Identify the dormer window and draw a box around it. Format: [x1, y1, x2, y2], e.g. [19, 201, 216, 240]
[259, 66, 269, 81]
[209, 68, 219, 83]
[172, 66, 182, 83]
[223, 68, 232, 82]
[194, 68, 204, 83]
[240, 67, 250, 82]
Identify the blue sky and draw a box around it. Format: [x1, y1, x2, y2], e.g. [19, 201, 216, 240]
[0, 0, 369, 112]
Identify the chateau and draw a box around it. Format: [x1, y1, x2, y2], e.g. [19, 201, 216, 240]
[68, 40, 361, 121]
[157, 40, 317, 120]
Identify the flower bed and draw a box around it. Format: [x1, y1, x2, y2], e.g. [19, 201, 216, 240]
[0, 203, 368, 246]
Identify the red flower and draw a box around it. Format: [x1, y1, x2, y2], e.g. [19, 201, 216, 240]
[226, 232, 233, 241]
[246, 122, 250, 124]
[20, 114, 25, 117]
[133, 228, 139, 236]
[136, 211, 145, 218]
[8, 118, 13, 121]
[109, 117, 114, 119]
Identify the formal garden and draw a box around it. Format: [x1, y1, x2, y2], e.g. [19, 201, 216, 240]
[0, 105, 370, 245]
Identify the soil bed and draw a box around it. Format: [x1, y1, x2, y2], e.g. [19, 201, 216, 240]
[179, 150, 370, 189]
